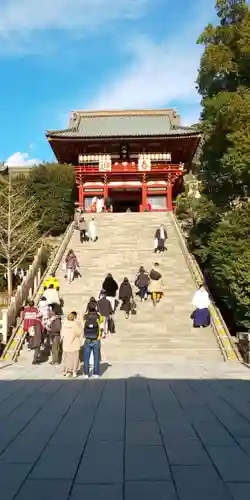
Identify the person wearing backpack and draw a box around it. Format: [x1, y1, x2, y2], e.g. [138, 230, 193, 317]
[83, 301, 103, 378]
[149, 262, 164, 306]
[135, 266, 150, 302]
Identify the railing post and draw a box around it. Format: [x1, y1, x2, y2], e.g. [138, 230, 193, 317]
[37, 268, 41, 285]
[1, 308, 8, 343]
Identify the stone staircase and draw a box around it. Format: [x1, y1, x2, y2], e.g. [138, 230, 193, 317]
[51, 212, 223, 363]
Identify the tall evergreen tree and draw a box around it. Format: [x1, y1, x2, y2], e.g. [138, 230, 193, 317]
[197, 0, 250, 206]
[26, 163, 76, 235]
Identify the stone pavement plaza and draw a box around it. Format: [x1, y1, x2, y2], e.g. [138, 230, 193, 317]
[1, 361, 250, 500]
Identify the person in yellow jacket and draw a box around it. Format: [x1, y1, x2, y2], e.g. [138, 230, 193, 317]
[83, 300, 103, 378]
[42, 273, 59, 291]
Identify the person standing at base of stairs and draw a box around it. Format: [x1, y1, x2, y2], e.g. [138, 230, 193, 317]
[22, 300, 39, 350]
[149, 263, 164, 306]
[83, 301, 103, 378]
[61, 311, 83, 378]
[47, 306, 62, 365]
[32, 322, 43, 365]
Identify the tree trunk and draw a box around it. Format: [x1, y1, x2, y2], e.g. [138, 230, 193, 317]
[7, 175, 12, 304]
[7, 261, 12, 304]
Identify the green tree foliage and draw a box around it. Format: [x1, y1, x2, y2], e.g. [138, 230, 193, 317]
[26, 163, 76, 236]
[208, 204, 250, 330]
[197, 0, 250, 206]
[180, 1, 250, 333]
[176, 193, 219, 263]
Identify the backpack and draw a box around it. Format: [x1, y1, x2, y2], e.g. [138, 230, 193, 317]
[84, 312, 99, 340]
[150, 269, 161, 281]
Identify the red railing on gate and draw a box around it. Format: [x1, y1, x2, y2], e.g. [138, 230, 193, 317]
[75, 163, 184, 174]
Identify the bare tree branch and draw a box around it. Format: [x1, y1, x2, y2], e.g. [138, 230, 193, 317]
[10, 221, 41, 255]
[0, 174, 46, 301]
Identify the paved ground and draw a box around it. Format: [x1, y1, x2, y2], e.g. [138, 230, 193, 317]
[1, 361, 250, 499]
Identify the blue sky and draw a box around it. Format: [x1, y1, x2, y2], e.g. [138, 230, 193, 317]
[0, 0, 217, 166]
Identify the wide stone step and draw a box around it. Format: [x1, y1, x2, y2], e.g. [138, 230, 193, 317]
[100, 351, 222, 362]
[53, 213, 223, 364]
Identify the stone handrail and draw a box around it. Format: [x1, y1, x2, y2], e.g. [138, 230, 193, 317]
[170, 212, 241, 362]
[1, 222, 75, 363]
[0, 244, 47, 343]
[12, 222, 75, 362]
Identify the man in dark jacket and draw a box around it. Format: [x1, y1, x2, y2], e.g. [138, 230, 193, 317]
[47, 307, 62, 364]
[135, 266, 149, 302]
[102, 274, 118, 311]
[98, 296, 113, 336]
[32, 322, 43, 365]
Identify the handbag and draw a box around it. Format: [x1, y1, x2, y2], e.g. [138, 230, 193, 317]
[130, 299, 137, 315]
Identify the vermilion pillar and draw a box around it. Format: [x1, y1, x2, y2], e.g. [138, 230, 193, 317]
[167, 181, 173, 211]
[104, 183, 108, 200]
[79, 185, 84, 210]
[141, 181, 147, 212]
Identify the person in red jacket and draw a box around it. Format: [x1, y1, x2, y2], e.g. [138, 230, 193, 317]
[22, 300, 43, 350]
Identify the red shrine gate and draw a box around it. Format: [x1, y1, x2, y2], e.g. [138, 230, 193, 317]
[75, 161, 185, 212]
[46, 109, 200, 212]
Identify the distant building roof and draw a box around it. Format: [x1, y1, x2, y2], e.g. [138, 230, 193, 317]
[46, 109, 199, 139]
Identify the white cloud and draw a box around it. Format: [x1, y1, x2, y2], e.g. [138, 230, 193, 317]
[85, 3, 214, 124]
[0, 0, 149, 34]
[87, 35, 202, 118]
[4, 152, 40, 167]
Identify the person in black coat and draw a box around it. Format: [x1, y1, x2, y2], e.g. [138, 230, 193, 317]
[154, 224, 168, 253]
[119, 278, 133, 319]
[102, 274, 118, 311]
[32, 321, 43, 365]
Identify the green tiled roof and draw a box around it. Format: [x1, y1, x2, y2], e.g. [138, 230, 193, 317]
[46, 112, 199, 139]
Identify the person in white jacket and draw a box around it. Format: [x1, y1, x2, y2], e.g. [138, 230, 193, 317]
[43, 284, 60, 306]
[192, 284, 211, 328]
[88, 218, 97, 242]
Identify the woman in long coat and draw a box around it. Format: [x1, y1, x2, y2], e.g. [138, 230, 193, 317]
[61, 311, 83, 377]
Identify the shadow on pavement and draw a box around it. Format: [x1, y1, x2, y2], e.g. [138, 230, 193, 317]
[0, 375, 250, 499]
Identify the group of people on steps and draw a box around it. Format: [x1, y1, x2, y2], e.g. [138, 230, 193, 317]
[19, 221, 211, 377]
